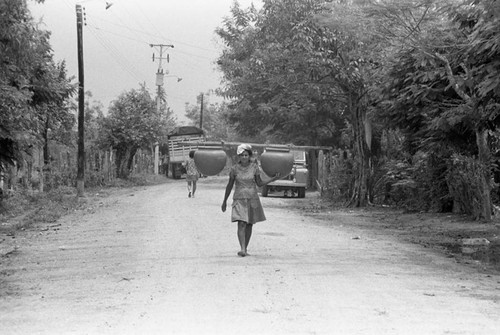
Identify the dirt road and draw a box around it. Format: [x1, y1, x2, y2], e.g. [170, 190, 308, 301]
[1, 177, 499, 334]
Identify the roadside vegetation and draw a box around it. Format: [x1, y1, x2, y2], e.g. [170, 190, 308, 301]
[0, 174, 167, 233]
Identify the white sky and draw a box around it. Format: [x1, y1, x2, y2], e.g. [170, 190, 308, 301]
[29, 0, 261, 124]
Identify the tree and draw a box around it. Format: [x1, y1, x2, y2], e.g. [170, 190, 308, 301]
[216, 0, 345, 147]
[371, 0, 500, 219]
[184, 94, 237, 141]
[0, 125, 17, 170]
[310, 1, 387, 206]
[32, 61, 76, 165]
[101, 86, 169, 179]
[217, 0, 388, 205]
[435, 0, 500, 220]
[184, 93, 206, 130]
[155, 85, 178, 137]
[0, 0, 75, 174]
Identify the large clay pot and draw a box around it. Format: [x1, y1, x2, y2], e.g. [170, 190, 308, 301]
[194, 146, 227, 176]
[260, 148, 294, 177]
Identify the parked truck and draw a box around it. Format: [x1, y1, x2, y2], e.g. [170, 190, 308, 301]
[261, 149, 308, 198]
[163, 126, 204, 179]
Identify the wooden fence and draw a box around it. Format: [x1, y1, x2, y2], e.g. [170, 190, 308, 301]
[0, 142, 346, 199]
[0, 144, 157, 193]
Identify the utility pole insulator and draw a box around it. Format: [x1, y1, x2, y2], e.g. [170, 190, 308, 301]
[150, 44, 174, 86]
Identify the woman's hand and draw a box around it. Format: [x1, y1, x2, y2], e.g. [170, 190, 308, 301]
[258, 172, 282, 187]
[221, 201, 227, 212]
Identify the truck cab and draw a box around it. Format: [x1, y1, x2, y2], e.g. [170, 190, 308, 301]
[261, 150, 308, 198]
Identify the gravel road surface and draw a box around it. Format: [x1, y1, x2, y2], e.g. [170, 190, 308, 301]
[1, 177, 499, 334]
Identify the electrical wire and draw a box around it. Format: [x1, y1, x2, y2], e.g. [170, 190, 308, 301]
[89, 3, 220, 75]
[59, 0, 227, 111]
[87, 24, 152, 46]
[89, 16, 219, 61]
[86, 24, 145, 83]
[128, 3, 219, 54]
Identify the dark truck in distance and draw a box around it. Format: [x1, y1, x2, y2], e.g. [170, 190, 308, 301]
[261, 150, 308, 198]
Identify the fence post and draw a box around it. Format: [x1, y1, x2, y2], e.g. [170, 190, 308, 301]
[317, 150, 324, 196]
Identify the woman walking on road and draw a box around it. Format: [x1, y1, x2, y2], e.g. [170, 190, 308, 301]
[221, 144, 280, 257]
[184, 150, 199, 198]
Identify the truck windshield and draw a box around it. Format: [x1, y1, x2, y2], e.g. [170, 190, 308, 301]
[292, 150, 305, 161]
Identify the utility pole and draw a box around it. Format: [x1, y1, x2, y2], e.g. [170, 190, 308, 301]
[75, 4, 85, 196]
[150, 44, 173, 175]
[199, 93, 204, 130]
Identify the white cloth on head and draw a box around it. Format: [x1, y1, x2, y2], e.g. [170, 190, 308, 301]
[237, 143, 252, 155]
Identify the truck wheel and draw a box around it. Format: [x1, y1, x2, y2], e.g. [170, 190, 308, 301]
[298, 187, 306, 198]
[262, 185, 269, 197]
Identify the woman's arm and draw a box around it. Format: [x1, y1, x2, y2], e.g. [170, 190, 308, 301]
[255, 172, 281, 187]
[221, 175, 235, 212]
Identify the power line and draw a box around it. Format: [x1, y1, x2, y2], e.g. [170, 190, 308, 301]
[87, 23, 150, 46]
[82, 5, 220, 82]
[111, 1, 151, 38]
[84, 14, 217, 82]
[89, 17, 219, 57]
[86, 24, 145, 83]
[128, 3, 220, 54]
[132, 2, 171, 50]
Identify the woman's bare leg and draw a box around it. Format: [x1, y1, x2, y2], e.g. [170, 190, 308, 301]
[237, 221, 247, 256]
[192, 181, 197, 197]
[245, 223, 253, 254]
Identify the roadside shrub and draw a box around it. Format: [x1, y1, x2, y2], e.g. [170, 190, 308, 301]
[85, 169, 107, 188]
[370, 159, 412, 206]
[446, 154, 487, 218]
[323, 151, 354, 204]
[43, 164, 76, 191]
[42, 164, 109, 190]
[0, 186, 77, 229]
[412, 152, 452, 212]
[373, 152, 451, 212]
[0, 188, 31, 217]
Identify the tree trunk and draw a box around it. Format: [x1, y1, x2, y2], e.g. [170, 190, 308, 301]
[115, 145, 137, 179]
[43, 116, 50, 165]
[127, 148, 137, 175]
[347, 92, 370, 207]
[476, 127, 492, 221]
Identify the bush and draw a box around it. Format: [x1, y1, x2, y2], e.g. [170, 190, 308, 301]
[43, 164, 76, 191]
[322, 151, 354, 204]
[371, 152, 452, 212]
[0, 186, 78, 230]
[446, 154, 487, 218]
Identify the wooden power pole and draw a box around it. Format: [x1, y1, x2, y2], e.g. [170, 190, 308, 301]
[199, 93, 204, 130]
[75, 4, 85, 196]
